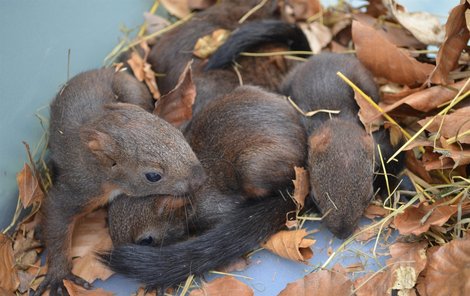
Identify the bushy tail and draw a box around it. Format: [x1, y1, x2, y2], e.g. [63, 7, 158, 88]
[100, 195, 295, 288]
[205, 20, 311, 70]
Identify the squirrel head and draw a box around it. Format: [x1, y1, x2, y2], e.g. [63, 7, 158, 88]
[108, 194, 189, 247]
[308, 118, 374, 239]
[80, 103, 207, 198]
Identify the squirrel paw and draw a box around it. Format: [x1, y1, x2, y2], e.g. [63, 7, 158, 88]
[33, 273, 91, 296]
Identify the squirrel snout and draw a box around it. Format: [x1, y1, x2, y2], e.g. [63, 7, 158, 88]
[189, 164, 207, 191]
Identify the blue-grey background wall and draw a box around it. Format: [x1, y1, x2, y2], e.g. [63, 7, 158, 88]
[0, 0, 153, 228]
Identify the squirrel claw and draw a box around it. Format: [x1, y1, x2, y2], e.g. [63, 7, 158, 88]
[32, 273, 90, 296]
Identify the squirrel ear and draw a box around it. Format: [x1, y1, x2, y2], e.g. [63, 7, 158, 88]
[80, 128, 117, 166]
[154, 60, 196, 128]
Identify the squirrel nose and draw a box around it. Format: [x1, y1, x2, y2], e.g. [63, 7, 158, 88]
[189, 164, 207, 191]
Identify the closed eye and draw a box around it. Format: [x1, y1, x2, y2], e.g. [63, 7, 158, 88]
[136, 235, 155, 246]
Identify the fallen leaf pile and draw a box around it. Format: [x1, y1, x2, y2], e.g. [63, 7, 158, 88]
[2, 0, 470, 295]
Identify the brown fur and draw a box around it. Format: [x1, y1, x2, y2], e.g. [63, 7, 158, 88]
[36, 68, 206, 296]
[281, 53, 404, 238]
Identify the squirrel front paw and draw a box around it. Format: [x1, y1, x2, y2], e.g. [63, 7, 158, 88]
[33, 272, 91, 296]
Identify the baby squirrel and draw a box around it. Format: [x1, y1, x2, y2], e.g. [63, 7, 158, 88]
[145, 0, 309, 116]
[35, 68, 206, 295]
[102, 4, 311, 288]
[103, 85, 307, 290]
[281, 53, 404, 238]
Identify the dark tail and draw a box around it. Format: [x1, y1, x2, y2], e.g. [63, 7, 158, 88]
[100, 194, 296, 289]
[204, 20, 311, 70]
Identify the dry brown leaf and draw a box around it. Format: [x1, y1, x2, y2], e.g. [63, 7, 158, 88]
[355, 218, 392, 242]
[0, 234, 20, 292]
[71, 209, 110, 258]
[353, 13, 426, 49]
[279, 268, 353, 296]
[160, 0, 191, 19]
[262, 229, 315, 262]
[429, 2, 470, 84]
[126, 43, 161, 99]
[193, 29, 231, 59]
[418, 106, 470, 144]
[466, 8, 470, 31]
[292, 166, 309, 210]
[63, 279, 113, 296]
[354, 14, 425, 49]
[405, 150, 433, 183]
[354, 242, 427, 296]
[143, 12, 170, 35]
[353, 87, 383, 133]
[364, 204, 390, 219]
[381, 80, 469, 113]
[299, 22, 332, 54]
[438, 137, 470, 167]
[72, 252, 114, 283]
[288, 0, 322, 21]
[154, 61, 196, 127]
[189, 276, 253, 296]
[366, 0, 389, 18]
[352, 20, 434, 86]
[70, 209, 113, 283]
[394, 201, 458, 235]
[416, 237, 470, 296]
[13, 230, 40, 271]
[16, 163, 44, 208]
[389, 0, 445, 45]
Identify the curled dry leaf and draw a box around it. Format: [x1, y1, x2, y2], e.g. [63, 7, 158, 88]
[405, 150, 433, 183]
[352, 20, 434, 86]
[299, 22, 332, 54]
[292, 166, 309, 210]
[143, 12, 170, 35]
[13, 230, 40, 270]
[418, 106, 470, 144]
[388, 0, 445, 45]
[355, 218, 392, 242]
[160, 0, 191, 19]
[262, 228, 315, 262]
[366, 0, 389, 18]
[189, 276, 253, 296]
[354, 241, 427, 296]
[63, 279, 113, 296]
[285, 0, 321, 21]
[417, 237, 470, 296]
[0, 234, 19, 292]
[70, 209, 114, 283]
[429, 2, 470, 84]
[154, 61, 196, 128]
[354, 14, 425, 49]
[126, 42, 161, 99]
[364, 204, 390, 219]
[381, 79, 469, 113]
[352, 86, 383, 133]
[394, 200, 458, 235]
[16, 163, 44, 209]
[193, 29, 231, 59]
[279, 268, 353, 296]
